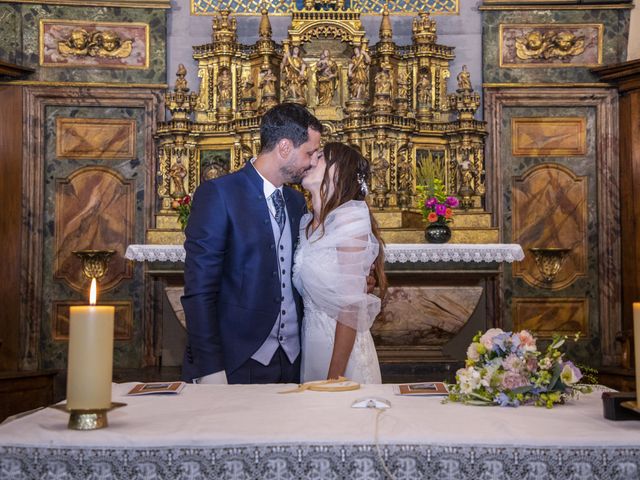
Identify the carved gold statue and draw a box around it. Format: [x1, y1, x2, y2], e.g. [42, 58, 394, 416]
[516, 30, 585, 61]
[169, 160, 187, 199]
[58, 29, 132, 58]
[416, 68, 431, 107]
[175, 64, 189, 92]
[347, 44, 371, 100]
[281, 44, 308, 104]
[217, 68, 233, 108]
[456, 65, 472, 91]
[259, 66, 278, 112]
[315, 49, 338, 106]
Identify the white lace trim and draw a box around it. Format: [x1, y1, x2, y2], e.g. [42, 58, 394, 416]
[126, 243, 525, 264]
[384, 243, 524, 264]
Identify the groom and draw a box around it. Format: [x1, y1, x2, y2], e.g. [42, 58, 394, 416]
[181, 103, 323, 384]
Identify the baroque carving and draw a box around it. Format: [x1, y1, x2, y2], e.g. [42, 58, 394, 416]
[152, 3, 488, 240]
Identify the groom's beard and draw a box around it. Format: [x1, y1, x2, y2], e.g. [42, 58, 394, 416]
[280, 164, 311, 185]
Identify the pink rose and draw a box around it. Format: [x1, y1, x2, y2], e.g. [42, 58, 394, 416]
[480, 328, 504, 350]
[518, 330, 537, 352]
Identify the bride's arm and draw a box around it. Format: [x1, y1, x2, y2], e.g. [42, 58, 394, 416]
[327, 322, 357, 379]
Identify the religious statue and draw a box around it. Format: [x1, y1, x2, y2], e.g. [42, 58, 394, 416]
[58, 29, 91, 56]
[175, 63, 189, 92]
[58, 29, 132, 58]
[547, 32, 585, 59]
[281, 44, 308, 104]
[397, 70, 410, 98]
[240, 75, 255, 100]
[259, 66, 278, 111]
[195, 65, 211, 111]
[169, 159, 187, 199]
[396, 153, 414, 209]
[374, 67, 392, 97]
[315, 49, 338, 106]
[515, 31, 549, 60]
[91, 31, 133, 58]
[347, 44, 371, 100]
[456, 65, 472, 91]
[416, 69, 431, 107]
[372, 153, 389, 193]
[217, 68, 233, 107]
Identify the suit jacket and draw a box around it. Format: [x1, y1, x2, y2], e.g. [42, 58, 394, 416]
[181, 162, 306, 382]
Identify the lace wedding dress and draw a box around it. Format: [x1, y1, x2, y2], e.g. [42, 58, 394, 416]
[293, 200, 382, 384]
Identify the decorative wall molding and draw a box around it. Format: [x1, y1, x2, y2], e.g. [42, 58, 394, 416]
[53, 300, 132, 340]
[0, 0, 170, 8]
[512, 297, 589, 337]
[484, 87, 620, 366]
[511, 117, 586, 156]
[54, 166, 134, 293]
[21, 87, 162, 370]
[56, 117, 136, 159]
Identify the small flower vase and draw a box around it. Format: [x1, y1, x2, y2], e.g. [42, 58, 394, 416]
[425, 223, 451, 244]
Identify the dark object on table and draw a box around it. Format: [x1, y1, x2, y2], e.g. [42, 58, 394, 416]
[602, 391, 640, 421]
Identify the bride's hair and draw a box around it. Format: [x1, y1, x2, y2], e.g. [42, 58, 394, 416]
[307, 142, 387, 298]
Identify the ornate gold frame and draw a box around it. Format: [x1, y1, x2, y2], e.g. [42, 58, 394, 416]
[498, 23, 604, 68]
[39, 19, 150, 69]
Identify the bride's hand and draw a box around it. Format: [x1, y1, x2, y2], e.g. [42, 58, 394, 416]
[366, 265, 376, 294]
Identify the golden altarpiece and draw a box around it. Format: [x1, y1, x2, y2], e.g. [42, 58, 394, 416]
[149, 2, 497, 244]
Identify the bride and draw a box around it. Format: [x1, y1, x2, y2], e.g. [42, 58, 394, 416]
[293, 142, 387, 384]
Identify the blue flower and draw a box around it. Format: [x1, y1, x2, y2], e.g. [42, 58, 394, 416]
[496, 392, 520, 407]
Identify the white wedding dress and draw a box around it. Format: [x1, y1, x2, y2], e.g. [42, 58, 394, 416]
[292, 200, 382, 384]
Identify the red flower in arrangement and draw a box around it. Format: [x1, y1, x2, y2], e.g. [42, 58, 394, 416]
[427, 212, 438, 223]
[173, 194, 192, 231]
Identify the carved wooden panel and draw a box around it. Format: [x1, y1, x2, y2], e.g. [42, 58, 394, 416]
[511, 117, 586, 157]
[54, 167, 134, 292]
[512, 163, 587, 290]
[53, 301, 132, 340]
[512, 297, 588, 338]
[499, 24, 603, 68]
[56, 117, 136, 160]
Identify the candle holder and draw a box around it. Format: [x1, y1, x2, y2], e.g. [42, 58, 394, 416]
[72, 249, 116, 281]
[529, 247, 572, 284]
[52, 402, 126, 430]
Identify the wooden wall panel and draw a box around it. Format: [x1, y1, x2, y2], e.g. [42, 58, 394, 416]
[0, 86, 22, 371]
[512, 163, 588, 290]
[54, 167, 134, 292]
[53, 301, 132, 341]
[513, 297, 588, 338]
[511, 117, 586, 157]
[56, 118, 136, 160]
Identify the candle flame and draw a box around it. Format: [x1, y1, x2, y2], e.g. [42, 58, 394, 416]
[90, 278, 97, 305]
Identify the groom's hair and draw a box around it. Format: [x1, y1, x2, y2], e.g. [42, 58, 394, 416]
[260, 103, 323, 153]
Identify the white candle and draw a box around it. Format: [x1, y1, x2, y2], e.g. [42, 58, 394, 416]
[66, 278, 115, 410]
[634, 303, 640, 404]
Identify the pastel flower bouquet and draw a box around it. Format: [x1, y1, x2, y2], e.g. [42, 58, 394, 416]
[448, 329, 592, 408]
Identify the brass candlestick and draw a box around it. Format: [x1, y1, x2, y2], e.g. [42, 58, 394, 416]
[53, 402, 126, 430]
[529, 247, 572, 284]
[72, 249, 115, 281]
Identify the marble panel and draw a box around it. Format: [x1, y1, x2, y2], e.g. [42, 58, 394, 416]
[0, 4, 21, 64]
[511, 163, 588, 290]
[6, 4, 166, 84]
[40, 20, 149, 69]
[512, 297, 588, 338]
[511, 117, 586, 157]
[56, 117, 136, 159]
[499, 24, 603, 69]
[52, 300, 132, 340]
[371, 286, 483, 347]
[37, 101, 151, 370]
[483, 9, 630, 84]
[54, 166, 134, 292]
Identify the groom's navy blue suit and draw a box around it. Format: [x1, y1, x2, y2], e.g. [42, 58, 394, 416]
[181, 162, 306, 383]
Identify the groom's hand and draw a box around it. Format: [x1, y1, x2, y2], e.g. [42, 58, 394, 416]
[366, 265, 376, 294]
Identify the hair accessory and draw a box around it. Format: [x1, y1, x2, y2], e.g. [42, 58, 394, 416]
[357, 172, 369, 196]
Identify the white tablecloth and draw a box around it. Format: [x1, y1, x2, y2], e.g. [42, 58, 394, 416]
[125, 243, 525, 264]
[0, 383, 637, 479]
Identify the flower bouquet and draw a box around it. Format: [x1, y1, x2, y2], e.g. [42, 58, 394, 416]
[447, 329, 592, 408]
[419, 178, 459, 225]
[172, 194, 191, 231]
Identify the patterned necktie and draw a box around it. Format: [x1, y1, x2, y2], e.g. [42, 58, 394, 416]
[271, 189, 286, 234]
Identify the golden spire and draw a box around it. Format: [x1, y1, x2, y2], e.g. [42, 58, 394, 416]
[259, 5, 272, 40]
[379, 4, 393, 41]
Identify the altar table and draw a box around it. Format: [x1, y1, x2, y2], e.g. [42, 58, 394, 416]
[0, 383, 638, 479]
